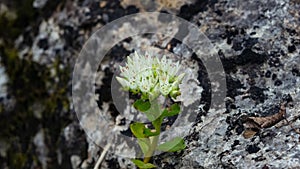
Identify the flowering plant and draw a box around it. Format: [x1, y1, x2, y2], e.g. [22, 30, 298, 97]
[116, 51, 186, 168]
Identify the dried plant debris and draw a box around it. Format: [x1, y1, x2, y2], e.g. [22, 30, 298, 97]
[242, 102, 286, 138]
[242, 129, 260, 139]
[248, 103, 286, 128]
[275, 111, 300, 128]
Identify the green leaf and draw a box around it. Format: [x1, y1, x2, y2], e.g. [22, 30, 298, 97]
[131, 159, 156, 168]
[157, 137, 186, 152]
[137, 138, 150, 155]
[170, 90, 181, 99]
[161, 103, 180, 117]
[130, 122, 146, 138]
[144, 99, 161, 121]
[144, 128, 160, 137]
[134, 99, 151, 112]
[152, 117, 162, 132]
[143, 116, 163, 137]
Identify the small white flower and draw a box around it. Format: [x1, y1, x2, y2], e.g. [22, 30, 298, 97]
[116, 51, 184, 100]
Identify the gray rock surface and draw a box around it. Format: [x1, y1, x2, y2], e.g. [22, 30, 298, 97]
[0, 0, 299, 168]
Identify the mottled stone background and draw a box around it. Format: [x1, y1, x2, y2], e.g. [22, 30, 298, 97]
[0, 0, 299, 169]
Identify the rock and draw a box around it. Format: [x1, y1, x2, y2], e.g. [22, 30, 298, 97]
[33, 0, 48, 9]
[33, 129, 48, 169]
[0, 140, 8, 158]
[0, 63, 7, 99]
[70, 155, 81, 169]
[1, 0, 300, 168]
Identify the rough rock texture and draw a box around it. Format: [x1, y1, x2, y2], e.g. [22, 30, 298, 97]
[0, 0, 299, 169]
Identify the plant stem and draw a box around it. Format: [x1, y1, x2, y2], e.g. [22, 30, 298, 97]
[143, 135, 159, 163]
[143, 98, 162, 163]
[94, 143, 111, 169]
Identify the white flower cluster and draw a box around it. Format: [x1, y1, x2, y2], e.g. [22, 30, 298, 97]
[116, 51, 184, 100]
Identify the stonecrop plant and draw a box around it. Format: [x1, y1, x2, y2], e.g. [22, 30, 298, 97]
[116, 51, 186, 168]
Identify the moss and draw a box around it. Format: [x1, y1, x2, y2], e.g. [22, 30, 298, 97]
[0, 0, 37, 43]
[0, 46, 70, 126]
[8, 152, 27, 169]
[0, 13, 20, 41]
[14, 0, 36, 25]
[0, 45, 72, 167]
[0, 0, 69, 46]
[0, 0, 72, 168]
[0, 103, 3, 114]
